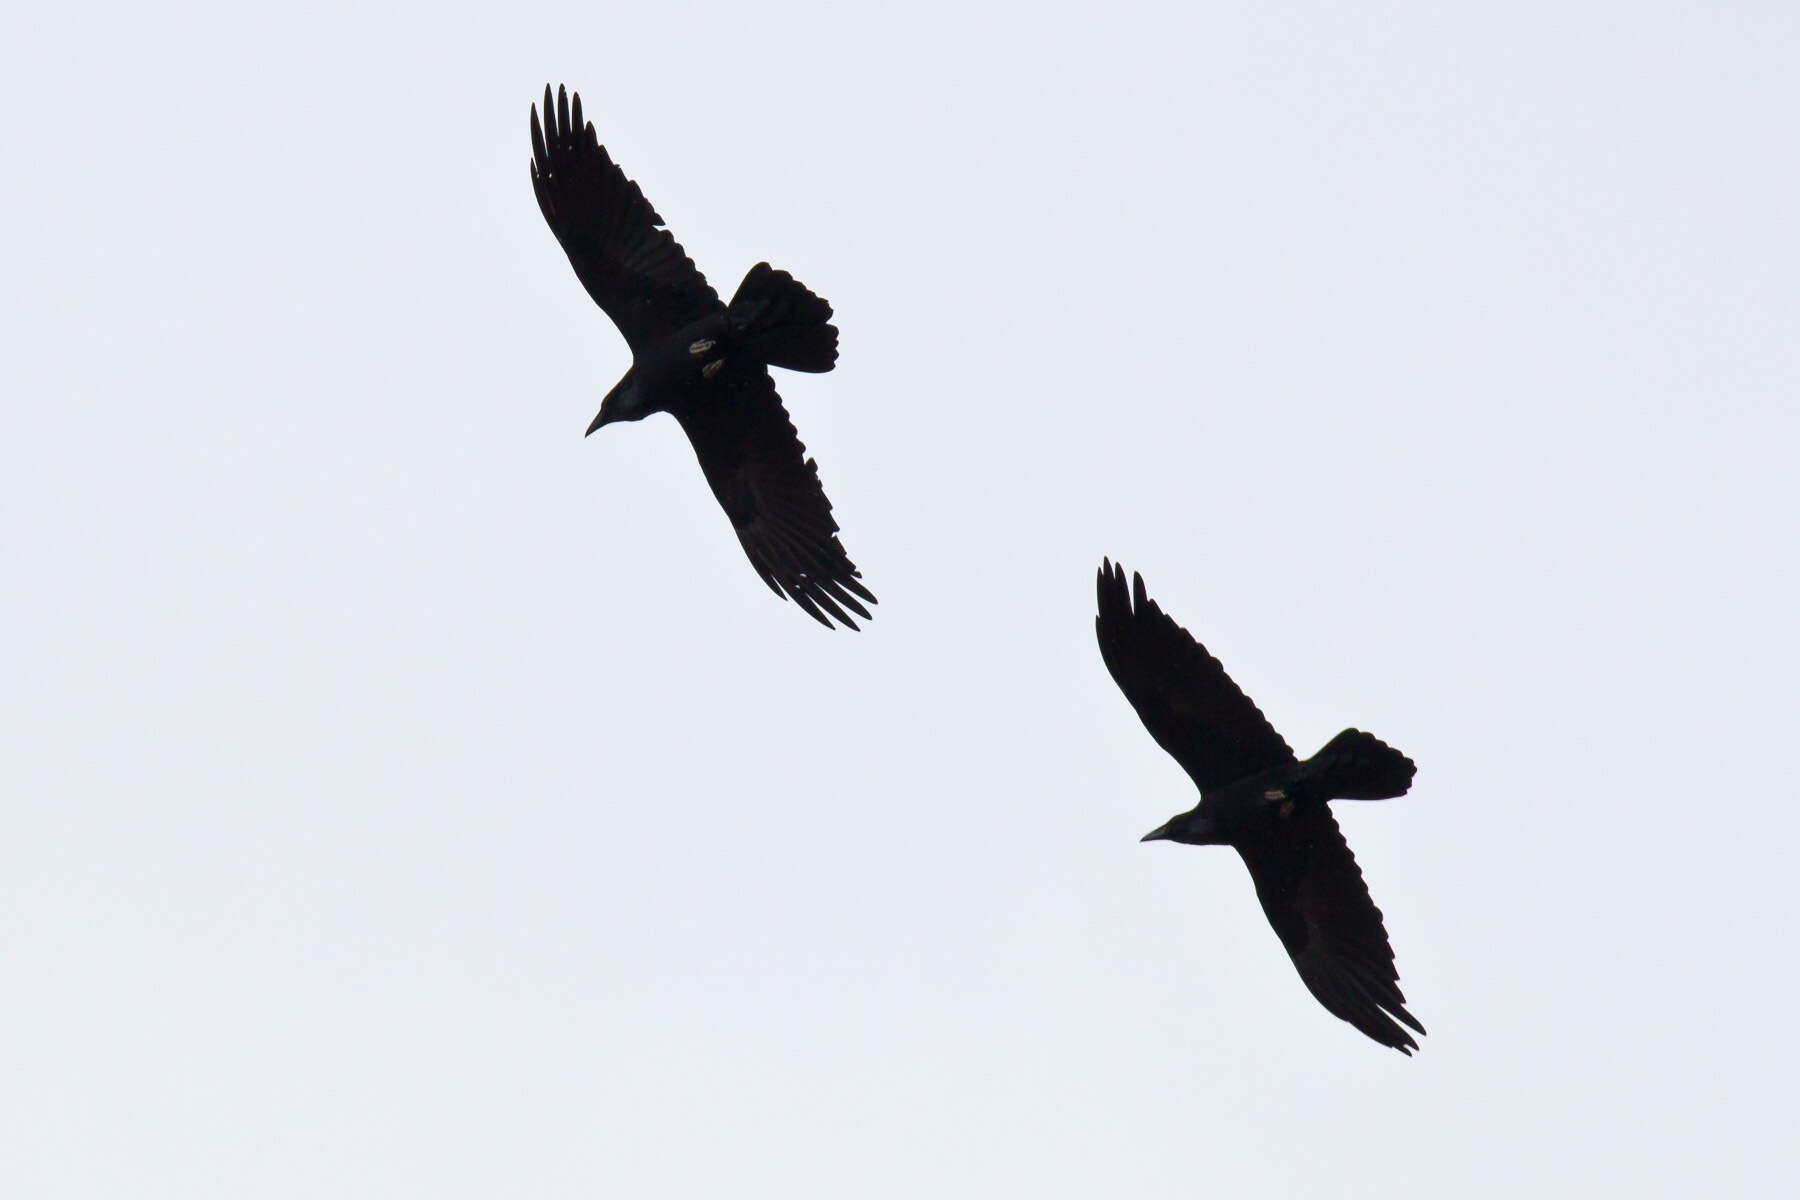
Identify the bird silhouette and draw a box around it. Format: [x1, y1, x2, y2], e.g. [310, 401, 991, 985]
[530, 84, 875, 629]
[1095, 559, 1425, 1053]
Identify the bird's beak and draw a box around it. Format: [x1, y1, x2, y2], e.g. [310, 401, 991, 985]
[1140, 819, 1178, 843]
[585, 408, 609, 437]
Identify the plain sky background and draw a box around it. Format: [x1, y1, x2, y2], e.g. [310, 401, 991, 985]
[4, 2, 1797, 1196]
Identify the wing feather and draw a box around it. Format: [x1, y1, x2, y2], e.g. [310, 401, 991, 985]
[1236, 804, 1425, 1053]
[1094, 560, 1294, 791]
[529, 84, 721, 352]
[673, 365, 875, 630]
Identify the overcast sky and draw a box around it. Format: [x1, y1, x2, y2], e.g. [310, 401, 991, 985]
[5, 2, 1798, 1196]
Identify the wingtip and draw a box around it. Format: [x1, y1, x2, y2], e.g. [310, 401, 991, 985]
[792, 590, 833, 629]
[529, 103, 547, 167]
[1096, 556, 1132, 621]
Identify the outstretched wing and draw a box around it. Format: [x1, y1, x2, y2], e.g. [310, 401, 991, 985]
[672, 363, 875, 630]
[1236, 804, 1425, 1054]
[529, 84, 722, 353]
[1094, 560, 1294, 792]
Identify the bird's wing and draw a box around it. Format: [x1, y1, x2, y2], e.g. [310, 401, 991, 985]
[1236, 804, 1424, 1053]
[1094, 560, 1294, 792]
[529, 85, 722, 354]
[672, 363, 875, 630]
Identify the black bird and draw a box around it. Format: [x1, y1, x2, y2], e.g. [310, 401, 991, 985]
[1095, 560, 1426, 1054]
[529, 85, 875, 629]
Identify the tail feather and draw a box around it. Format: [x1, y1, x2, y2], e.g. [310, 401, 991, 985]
[728, 262, 838, 373]
[1305, 729, 1415, 800]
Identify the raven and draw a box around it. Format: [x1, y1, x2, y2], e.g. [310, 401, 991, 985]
[529, 85, 875, 629]
[1095, 560, 1426, 1054]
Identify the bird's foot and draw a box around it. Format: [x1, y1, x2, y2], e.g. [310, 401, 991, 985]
[688, 338, 716, 356]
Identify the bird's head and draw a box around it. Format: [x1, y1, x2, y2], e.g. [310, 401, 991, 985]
[586, 368, 648, 435]
[1141, 810, 1221, 846]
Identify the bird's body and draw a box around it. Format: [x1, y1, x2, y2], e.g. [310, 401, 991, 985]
[608, 312, 736, 419]
[1145, 767, 1302, 847]
[530, 85, 874, 629]
[1140, 728, 1419, 847]
[1095, 560, 1426, 1054]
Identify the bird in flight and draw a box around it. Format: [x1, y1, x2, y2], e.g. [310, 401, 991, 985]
[529, 84, 876, 629]
[1094, 560, 1426, 1053]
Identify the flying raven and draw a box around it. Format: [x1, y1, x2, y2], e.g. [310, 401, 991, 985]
[1095, 560, 1426, 1054]
[529, 85, 875, 629]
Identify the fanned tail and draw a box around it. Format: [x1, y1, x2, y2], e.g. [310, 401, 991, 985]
[728, 262, 838, 373]
[1303, 729, 1416, 800]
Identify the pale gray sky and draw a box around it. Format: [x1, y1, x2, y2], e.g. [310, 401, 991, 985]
[4, 2, 1797, 1196]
